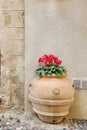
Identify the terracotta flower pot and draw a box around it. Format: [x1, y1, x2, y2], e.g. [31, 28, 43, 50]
[40, 73, 67, 78]
[29, 75, 74, 123]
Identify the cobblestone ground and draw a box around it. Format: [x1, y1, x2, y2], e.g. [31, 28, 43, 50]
[0, 109, 87, 130]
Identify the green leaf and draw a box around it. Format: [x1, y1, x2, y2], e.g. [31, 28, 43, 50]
[35, 64, 67, 77]
[47, 73, 51, 76]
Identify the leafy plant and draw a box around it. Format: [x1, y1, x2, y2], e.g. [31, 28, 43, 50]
[35, 54, 67, 77]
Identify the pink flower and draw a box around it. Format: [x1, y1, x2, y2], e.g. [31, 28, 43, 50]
[38, 54, 62, 65]
[38, 54, 49, 65]
[54, 59, 62, 65]
[49, 55, 55, 63]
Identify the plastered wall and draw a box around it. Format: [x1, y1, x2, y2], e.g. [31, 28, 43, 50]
[25, 0, 87, 119]
[0, 0, 25, 110]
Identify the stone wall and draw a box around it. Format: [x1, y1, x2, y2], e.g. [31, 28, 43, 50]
[25, 0, 87, 119]
[0, 0, 24, 109]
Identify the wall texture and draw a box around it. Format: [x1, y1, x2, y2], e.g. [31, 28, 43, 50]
[25, 0, 87, 119]
[0, 0, 25, 110]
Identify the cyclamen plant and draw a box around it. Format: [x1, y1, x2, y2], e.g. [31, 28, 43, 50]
[35, 54, 67, 77]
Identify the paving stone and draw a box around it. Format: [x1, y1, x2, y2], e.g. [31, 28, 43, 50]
[0, 112, 87, 130]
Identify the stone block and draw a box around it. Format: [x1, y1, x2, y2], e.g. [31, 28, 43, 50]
[10, 67, 25, 84]
[1, 61, 24, 107]
[15, 85, 24, 106]
[10, 83, 24, 106]
[1, 54, 24, 70]
[0, 11, 24, 27]
[0, 28, 24, 40]
[1, 40, 24, 55]
[8, 55, 24, 69]
[0, 0, 24, 10]
[0, 64, 11, 106]
[9, 68, 25, 106]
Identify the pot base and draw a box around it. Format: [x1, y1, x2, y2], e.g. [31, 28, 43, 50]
[38, 114, 64, 123]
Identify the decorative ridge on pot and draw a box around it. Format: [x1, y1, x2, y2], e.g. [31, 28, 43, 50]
[35, 54, 67, 78]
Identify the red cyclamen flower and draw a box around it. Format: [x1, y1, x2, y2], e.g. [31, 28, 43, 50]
[38, 54, 62, 65]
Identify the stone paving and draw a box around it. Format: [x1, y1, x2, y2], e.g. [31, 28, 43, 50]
[0, 110, 87, 130]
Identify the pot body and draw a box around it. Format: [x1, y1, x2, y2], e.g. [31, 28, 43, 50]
[29, 77, 74, 123]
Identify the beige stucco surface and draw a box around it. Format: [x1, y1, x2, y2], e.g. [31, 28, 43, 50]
[67, 89, 87, 119]
[25, 0, 87, 119]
